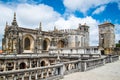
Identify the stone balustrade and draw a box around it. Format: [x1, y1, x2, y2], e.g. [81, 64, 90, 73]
[0, 64, 63, 80]
[0, 55, 119, 80]
[0, 53, 101, 60]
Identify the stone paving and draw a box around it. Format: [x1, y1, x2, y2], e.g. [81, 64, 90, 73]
[61, 59, 120, 80]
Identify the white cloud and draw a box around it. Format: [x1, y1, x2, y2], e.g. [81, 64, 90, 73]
[63, 0, 114, 14]
[93, 5, 106, 15]
[115, 24, 120, 43]
[16, 3, 61, 30]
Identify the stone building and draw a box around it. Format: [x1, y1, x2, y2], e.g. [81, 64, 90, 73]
[2, 13, 89, 54]
[99, 22, 115, 54]
[1, 13, 114, 80]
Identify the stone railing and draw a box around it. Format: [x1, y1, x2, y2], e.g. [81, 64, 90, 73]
[0, 55, 119, 80]
[81, 58, 105, 71]
[0, 53, 101, 60]
[63, 60, 81, 75]
[0, 64, 63, 80]
[105, 55, 119, 63]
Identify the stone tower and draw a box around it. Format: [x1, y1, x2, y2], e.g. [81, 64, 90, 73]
[98, 22, 115, 54]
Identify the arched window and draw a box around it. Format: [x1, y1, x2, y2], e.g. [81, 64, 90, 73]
[58, 40, 64, 48]
[24, 37, 30, 50]
[43, 40, 47, 50]
[19, 62, 26, 69]
[41, 61, 45, 67]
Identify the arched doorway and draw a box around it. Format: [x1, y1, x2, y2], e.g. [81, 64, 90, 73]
[58, 40, 64, 48]
[24, 37, 30, 50]
[41, 61, 46, 67]
[19, 62, 26, 69]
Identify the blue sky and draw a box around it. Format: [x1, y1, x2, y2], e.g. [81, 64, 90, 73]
[0, 0, 120, 48]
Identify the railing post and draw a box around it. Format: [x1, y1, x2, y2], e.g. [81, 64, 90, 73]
[22, 75, 24, 80]
[5, 76, 8, 80]
[30, 60, 32, 68]
[14, 61, 16, 70]
[41, 71, 44, 78]
[37, 59, 39, 67]
[13, 75, 17, 80]
[81, 61, 86, 71]
[4, 61, 6, 71]
[78, 61, 81, 71]
[35, 72, 38, 80]
[103, 58, 106, 65]
[109, 56, 112, 63]
[60, 63, 64, 76]
[29, 72, 31, 80]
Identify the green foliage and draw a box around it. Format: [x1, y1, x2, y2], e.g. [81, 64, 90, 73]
[116, 44, 120, 47]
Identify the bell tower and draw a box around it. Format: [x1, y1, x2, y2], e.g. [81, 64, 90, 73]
[99, 22, 115, 54]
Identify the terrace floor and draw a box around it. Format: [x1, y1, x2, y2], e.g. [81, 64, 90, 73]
[61, 58, 120, 80]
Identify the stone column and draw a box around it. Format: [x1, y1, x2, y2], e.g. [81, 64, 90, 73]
[22, 75, 24, 80]
[81, 61, 86, 71]
[60, 63, 64, 76]
[46, 70, 49, 78]
[41, 71, 43, 78]
[14, 61, 16, 70]
[30, 60, 32, 68]
[13, 75, 17, 80]
[37, 59, 39, 67]
[29, 73, 31, 80]
[78, 61, 81, 71]
[4, 61, 6, 71]
[5, 76, 8, 80]
[35, 72, 38, 80]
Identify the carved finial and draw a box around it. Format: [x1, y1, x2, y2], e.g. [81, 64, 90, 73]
[12, 12, 18, 26]
[54, 26, 58, 31]
[54, 26, 56, 30]
[39, 22, 42, 31]
[6, 21, 8, 27]
[5, 21, 8, 31]
[84, 23, 86, 25]
[79, 23, 81, 26]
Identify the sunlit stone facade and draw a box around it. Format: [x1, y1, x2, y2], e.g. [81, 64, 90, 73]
[2, 13, 89, 54]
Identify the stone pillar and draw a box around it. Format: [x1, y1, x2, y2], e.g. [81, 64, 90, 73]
[110, 56, 112, 63]
[29, 73, 31, 80]
[22, 75, 24, 80]
[81, 61, 86, 71]
[30, 60, 32, 68]
[37, 59, 39, 67]
[14, 61, 16, 70]
[5, 76, 8, 80]
[103, 58, 106, 65]
[60, 63, 64, 76]
[35, 72, 38, 80]
[13, 75, 17, 80]
[4, 61, 6, 71]
[41, 71, 43, 78]
[78, 61, 81, 71]
[46, 70, 49, 77]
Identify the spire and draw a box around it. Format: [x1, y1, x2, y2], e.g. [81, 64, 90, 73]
[12, 12, 18, 26]
[79, 23, 81, 27]
[6, 21, 8, 27]
[5, 21, 8, 31]
[39, 22, 42, 31]
[54, 26, 58, 31]
[54, 26, 56, 31]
